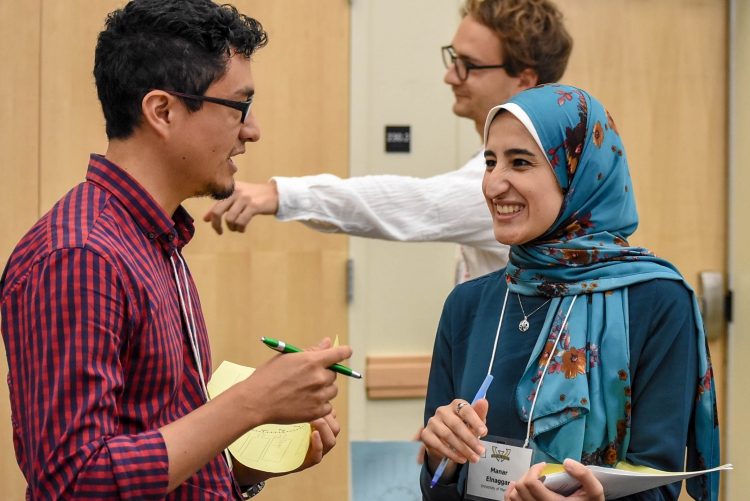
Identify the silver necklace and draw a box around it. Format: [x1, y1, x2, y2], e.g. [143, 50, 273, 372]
[517, 294, 552, 332]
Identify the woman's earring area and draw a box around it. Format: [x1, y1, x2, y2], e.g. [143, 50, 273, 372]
[517, 294, 552, 332]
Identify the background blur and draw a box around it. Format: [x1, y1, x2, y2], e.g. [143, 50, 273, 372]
[0, 0, 747, 500]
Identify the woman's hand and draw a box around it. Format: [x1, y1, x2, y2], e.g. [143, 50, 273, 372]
[505, 459, 604, 501]
[412, 426, 426, 464]
[421, 398, 489, 481]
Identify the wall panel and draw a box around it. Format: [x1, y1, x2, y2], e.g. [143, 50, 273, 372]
[0, 0, 42, 496]
[182, 1, 352, 499]
[727, 0, 749, 497]
[39, 0, 120, 210]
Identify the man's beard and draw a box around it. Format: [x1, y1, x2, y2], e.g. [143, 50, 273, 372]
[199, 179, 235, 201]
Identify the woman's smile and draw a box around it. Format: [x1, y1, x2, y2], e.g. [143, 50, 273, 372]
[494, 203, 524, 216]
[482, 111, 563, 245]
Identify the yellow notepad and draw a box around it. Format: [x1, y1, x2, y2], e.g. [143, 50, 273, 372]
[207, 336, 340, 473]
[207, 361, 311, 473]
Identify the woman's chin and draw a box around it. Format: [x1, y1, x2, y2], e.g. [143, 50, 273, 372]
[495, 235, 520, 246]
[494, 230, 533, 247]
[494, 219, 552, 247]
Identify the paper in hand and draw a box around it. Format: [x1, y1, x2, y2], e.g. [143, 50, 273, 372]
[207, 361, 312, 473]
[541, 462, 732, 498]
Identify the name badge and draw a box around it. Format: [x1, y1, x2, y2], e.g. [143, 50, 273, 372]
[465, 436, 534, 500]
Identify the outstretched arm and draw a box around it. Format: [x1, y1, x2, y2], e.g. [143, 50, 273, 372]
[203, 154, 505, 253]
[203, 181, 279, 234]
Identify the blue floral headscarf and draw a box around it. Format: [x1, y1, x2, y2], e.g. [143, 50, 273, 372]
[483, 84, 719, 500]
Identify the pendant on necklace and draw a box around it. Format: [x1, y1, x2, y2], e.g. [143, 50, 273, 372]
[519, 318, 530, 332]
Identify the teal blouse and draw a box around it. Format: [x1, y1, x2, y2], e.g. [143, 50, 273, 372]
[421, 270, 698, 501]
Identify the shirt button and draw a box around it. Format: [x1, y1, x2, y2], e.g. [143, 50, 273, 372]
[167, 233, 175, 241]
[147, 231, 156, 239]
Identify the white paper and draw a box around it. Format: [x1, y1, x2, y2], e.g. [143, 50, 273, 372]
[542, 464, 732, 498]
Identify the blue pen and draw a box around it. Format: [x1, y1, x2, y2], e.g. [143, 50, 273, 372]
[430, 374, 494, 488]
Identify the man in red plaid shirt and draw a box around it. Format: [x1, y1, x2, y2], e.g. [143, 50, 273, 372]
[0, 1, 351, 499]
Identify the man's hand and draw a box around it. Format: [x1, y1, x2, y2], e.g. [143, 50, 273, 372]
[203, 181, 279, 234]
[292, 409, 341, 472]
[505, 459, 604, 501]
[239, 338, 352, 426]
[413, 426, 426, 464]
[232, 409, 342, 485]
[220, 338, 350, 489]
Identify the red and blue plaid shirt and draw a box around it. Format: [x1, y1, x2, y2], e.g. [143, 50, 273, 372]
[1, 155, 242, 500]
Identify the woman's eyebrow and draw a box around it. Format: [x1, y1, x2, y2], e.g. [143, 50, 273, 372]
[484, 150, 497, 158]
[504, 148, 535, 157]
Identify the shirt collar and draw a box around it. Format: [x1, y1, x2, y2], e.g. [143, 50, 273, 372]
[86, 154, 195, 251]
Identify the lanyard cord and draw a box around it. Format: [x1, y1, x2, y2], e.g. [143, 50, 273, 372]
[487, 289, 510, 377]
[488, 289, 579, 449]
[523, 295, 578, 448]
[169, 252, 234, 470]
[170, 253, 209, 400]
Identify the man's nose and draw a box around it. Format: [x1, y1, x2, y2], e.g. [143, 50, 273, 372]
[240, 112, 261, 143]
[444, 64, 460, 86]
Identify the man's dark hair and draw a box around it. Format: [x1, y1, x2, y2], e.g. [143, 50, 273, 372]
[94, 0, 268, 140]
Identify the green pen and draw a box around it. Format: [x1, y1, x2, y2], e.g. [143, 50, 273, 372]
[261, 337, 362, 379]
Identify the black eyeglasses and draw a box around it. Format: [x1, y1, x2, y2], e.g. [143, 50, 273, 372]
[162, 90, 253, 123]
[441, 45, 505, 81]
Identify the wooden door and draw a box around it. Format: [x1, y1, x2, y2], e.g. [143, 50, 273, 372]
[182, 1, 351, 499]
[0, 0, 351, 499]
[557, 0, 728, 498]
[0, 1, 42, 497]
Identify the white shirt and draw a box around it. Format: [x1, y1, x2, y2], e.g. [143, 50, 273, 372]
[272, 151, 509, 283]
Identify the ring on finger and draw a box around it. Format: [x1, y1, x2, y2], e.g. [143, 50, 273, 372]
[456, 401, 470, 416]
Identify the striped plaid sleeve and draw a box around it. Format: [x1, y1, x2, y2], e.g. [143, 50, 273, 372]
[5, 248, 169, 500]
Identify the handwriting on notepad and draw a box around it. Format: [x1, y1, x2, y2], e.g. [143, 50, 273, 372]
[207, 361, 311, 473]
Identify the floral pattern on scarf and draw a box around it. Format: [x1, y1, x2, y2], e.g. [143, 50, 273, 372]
[483, 84, 720, 501]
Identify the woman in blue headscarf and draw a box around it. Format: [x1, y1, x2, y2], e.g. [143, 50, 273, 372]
[420, 84, 719, 501]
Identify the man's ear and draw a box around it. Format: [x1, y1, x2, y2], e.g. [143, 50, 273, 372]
[517, 68, 539, 91]
[141, 91, 176, 139]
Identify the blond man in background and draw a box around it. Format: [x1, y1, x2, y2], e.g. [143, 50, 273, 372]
[204, 0, 573, 284]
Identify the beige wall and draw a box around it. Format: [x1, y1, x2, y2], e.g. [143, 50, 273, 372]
[348, 0, 474, 441]
[728, 0, 748, 497]
[0, 1, 42, 497]
[183, 3, 352, 498]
